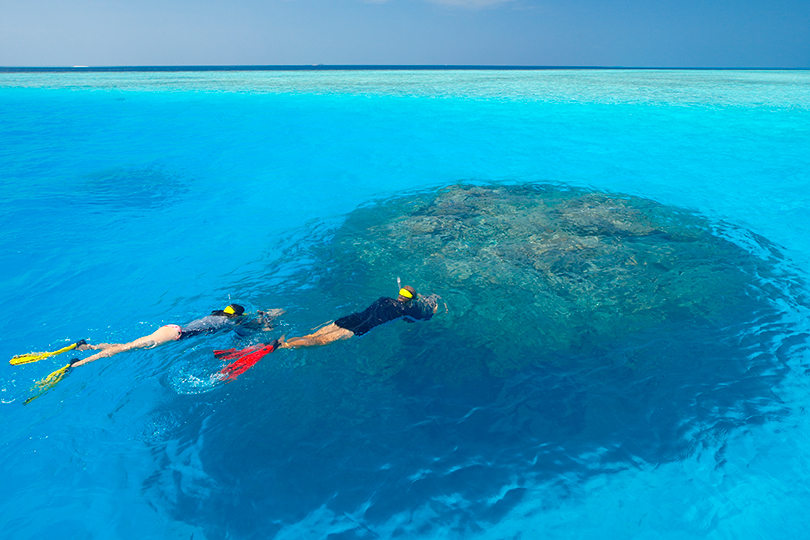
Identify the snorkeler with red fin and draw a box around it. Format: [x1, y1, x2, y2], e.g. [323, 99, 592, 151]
[210, 283, 440, 380]
[281, 285, 439, 349]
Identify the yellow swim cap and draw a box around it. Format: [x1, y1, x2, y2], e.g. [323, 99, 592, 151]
[398, 288, 413, 299]
[223, 305, 236, 315]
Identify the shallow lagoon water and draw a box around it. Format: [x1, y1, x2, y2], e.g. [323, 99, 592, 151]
[1, 70, 810, 539]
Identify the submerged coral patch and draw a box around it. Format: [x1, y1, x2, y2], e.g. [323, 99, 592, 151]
[315, 184, 775, 379]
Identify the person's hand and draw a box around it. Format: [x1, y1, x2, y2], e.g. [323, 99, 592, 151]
[426, 294, 447, 314]
[422, 294, 440, 313]
[258, 308, 285, 330]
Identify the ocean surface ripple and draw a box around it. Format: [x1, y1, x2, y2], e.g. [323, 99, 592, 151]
[1, 70, 809, 540]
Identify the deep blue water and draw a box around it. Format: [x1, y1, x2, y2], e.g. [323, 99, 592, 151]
[1, 70, 810, 539]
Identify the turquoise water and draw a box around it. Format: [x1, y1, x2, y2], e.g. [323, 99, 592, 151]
[1, 70, 810, 539]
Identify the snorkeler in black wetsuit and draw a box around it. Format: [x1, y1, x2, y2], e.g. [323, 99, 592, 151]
[71, 304, 282, 367]
[281, 285, 439, 349]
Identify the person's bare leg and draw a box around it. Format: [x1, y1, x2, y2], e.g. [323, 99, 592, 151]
[72, 325, 181, 367]
[281, 323, 354, 349]
[81, 343, 113, 351]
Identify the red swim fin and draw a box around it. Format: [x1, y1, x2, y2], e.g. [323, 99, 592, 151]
[217, 340, 280, 381]
[213, 345, 264, 360]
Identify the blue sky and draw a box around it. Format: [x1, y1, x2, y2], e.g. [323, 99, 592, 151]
[1, 0, 808, 67]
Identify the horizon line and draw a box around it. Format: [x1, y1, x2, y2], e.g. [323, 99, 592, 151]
[2, 65, 808, 73]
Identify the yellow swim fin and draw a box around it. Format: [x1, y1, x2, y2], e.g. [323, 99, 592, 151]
[10, 340, 86, 366]
[23, 359, 79, 406]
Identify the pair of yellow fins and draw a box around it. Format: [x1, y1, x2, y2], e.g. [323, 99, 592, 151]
[10, 340, 86, 405]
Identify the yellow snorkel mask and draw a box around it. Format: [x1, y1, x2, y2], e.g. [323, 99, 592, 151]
[213, 304, 245, 317]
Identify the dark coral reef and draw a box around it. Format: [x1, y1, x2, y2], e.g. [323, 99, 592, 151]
[315, 183, 776, 379]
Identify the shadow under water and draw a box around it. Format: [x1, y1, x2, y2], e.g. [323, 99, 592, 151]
[79, 167, 187, 212]
[143, 184, 809, 539]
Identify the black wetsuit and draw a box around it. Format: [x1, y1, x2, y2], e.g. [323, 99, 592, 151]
[334, 297, 435, 336]
[178, 315, 236, 339]
[179, 315, 260, 339]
